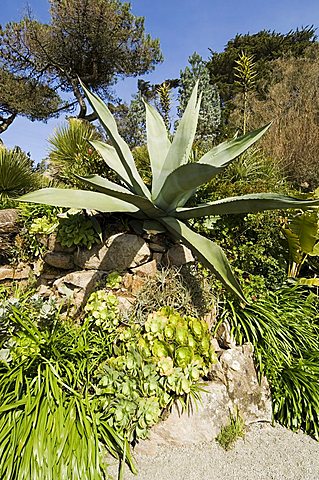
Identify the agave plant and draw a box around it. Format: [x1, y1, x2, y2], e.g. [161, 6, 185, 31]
[19, 82, 319, 301]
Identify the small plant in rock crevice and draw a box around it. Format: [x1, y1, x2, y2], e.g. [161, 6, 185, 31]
[216, 409, 246, 450]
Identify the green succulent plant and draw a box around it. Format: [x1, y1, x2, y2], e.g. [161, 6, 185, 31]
[85, 290, 120, 332]
[57, 210, 102, 249]
[19, 81, 319, 300]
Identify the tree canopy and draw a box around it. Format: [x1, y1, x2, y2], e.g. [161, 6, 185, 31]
[207, 26, 317, 104]
[0, 69, 62, 134]
[0, 0, 163, 130]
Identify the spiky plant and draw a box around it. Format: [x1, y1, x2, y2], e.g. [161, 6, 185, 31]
[19, 82, 319, 301]
[0, 146, 38, 205]
[48, 118, 105, 186]
[234, 51, 257, 134]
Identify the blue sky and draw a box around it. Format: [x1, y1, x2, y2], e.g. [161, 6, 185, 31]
[1, 0, 319, 162]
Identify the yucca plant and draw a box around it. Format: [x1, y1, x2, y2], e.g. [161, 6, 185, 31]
[19, 82, 319, 301]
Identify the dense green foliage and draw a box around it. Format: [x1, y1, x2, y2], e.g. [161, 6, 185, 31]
[0, 0, 162, 123]
[219, 285, 319, 439]
[48, 118, 108, 186]
[0, 291, 135, 479]
[57, 210, 102, 249]
[0, 69, 62, 135]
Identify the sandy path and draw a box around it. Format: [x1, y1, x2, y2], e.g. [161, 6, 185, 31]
[108, 423, 319, 480]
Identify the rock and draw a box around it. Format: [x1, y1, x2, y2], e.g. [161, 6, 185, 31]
[152, 253, 163, 266]
[53, 270, 105, 308]
[0, 209, 19, 233]
[149, 243, 166, 253]
[215, 319, 236, 348]
[36, 285, 51, 298]
[210, 337, 222, 353]
[166, 244, 194, 267]
[43, 252, 75, 270]
[47, 234, 75, 253]
[130, 260, 157, 278]
[135, 382, 232, 453]
[219, 344, 272, 424]
[0, 265, 31, 281]
[117, 295, 135, 318]
[74, 234, 151, 271]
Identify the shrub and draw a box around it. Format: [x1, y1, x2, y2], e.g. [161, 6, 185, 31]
[219, 285, 319, 439]
[48, 118, 113, 187]
[0, 146, 39, 207]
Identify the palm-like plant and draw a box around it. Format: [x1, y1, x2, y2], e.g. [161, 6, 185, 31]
[0, 146, 38, 205]
[19, 82, 319, 301]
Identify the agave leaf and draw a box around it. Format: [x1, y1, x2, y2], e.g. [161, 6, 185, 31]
[199, 123, 271, 168]
[154, 125, 271, 210]
[175, 193, 319, 220]
[160, 216, 246, 302]
[90, 140, 133, 188]
[144, 101, 171, 197]
[153, 82, 201, 198]
[75, 174, 164, 218]
[80, 81, 150, 198]
[154, 163, 224, 210]
[19, 188, 140, 214]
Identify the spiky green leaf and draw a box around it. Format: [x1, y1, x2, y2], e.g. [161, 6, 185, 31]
[199, 123, 271, 167]
[19, 188, 140, 213]
[75, 174, 163, 218]
[175, 193, 319, 220]
[153, 82, 201, 198]
[144, 101, 171, 197]
[80, 81, 150, 198]
[160, 216, 245, 302]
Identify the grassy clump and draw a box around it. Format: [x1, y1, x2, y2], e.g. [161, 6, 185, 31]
[216, 409, 245, 450]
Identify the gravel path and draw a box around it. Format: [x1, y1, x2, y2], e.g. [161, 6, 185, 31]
[109, 423, 319, 480]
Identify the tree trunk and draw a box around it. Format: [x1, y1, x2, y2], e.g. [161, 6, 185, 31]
[0, 113, 17, 134]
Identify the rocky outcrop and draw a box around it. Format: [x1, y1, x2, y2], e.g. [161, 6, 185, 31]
[166, 244, 194, 267]
[53, 270, 105, 308]
[74, 233, 151, 271]
[135, 343, 272, 454]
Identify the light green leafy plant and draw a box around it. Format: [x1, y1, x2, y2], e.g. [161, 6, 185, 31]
[93, 307, 216, 442]
[57, 210, 102, 249]
[85, 289, 120, 332]
[19, 82, 319, 301]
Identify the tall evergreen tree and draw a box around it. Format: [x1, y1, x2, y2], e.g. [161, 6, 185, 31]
[0, 0, 163, 127]
[178, 52, 221, 146]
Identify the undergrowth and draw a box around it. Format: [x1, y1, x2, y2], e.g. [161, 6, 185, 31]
[218, 285, 319, 439]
